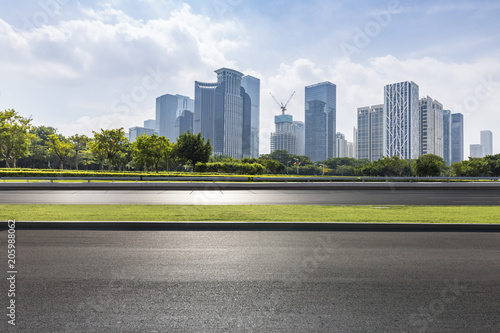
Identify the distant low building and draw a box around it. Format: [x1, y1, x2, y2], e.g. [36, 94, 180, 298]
[129, 127, 155, 142]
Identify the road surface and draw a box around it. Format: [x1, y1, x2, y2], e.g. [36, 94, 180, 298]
[1, 229, 499, 332]
[1, 188, 499, 205]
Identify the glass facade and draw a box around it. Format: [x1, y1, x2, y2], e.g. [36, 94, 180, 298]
[419, 96, 443, 157]
[128, 127, 155, 142]
[384, 81, 420, 159]
[175, 110, 194, 138]
[292, 121, 305, 156]
[156, 94, 193, 141]
[241, 76, 260, 158]
[305, 82, 336, 162]
[356, 104, 383, 162]
[480, 130, 493, 156]
[194, 68, 254, 159]
[451, 113, 464, 163]
[443, 110, 451, 165]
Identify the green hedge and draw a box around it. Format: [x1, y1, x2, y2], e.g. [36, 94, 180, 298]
[195, 162, 265, 175]
[0, 168, 238, 178]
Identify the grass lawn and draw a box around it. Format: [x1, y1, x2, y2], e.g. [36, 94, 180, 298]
[1, 205, 499, 223]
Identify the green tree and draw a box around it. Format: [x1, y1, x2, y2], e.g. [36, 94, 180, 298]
[47, 135, 74, 169]
[89, 140, 107, 170]
[92, 128, 128, 170]
[174, 131, 212, 172]
[69, 134, 90, 170]
[133, 134, 172, 172]
[0, 109, 34, 168]
[412, 154, 446, 177]
[113, 142, 133, 171]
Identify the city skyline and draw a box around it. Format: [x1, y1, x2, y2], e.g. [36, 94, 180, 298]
[0, 1, 499, 155]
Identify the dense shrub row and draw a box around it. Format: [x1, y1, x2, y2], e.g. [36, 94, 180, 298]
[195, 162, 265, 175]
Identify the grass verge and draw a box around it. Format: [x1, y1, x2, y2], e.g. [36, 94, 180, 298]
[1, 205, 499, 223]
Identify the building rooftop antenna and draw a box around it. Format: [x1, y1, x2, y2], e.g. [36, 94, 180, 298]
[269, 91, 295, 115]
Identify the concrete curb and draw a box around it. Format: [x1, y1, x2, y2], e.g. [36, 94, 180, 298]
[0, 182, 499, 190]
[1, 221, 499, 232]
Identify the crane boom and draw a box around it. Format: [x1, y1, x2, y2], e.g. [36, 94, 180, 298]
[269, 91, 296, 115]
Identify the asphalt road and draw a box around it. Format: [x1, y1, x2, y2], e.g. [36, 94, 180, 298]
[1, 230, 499, 332]
[1, 188, 499, 205]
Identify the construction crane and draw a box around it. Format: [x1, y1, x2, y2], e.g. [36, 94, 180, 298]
[269, 91, 295, 115]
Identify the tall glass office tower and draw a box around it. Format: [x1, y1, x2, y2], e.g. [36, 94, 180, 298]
[156, 94, 193, 141]
[241, 76, 260, 158]
[480, 130, 493, 156]
[451, 113, 464, 163]
[384, 81, 420, 159]
[194, 68, 252, 158]
[305, 82, 336, 162]
[442, 110, 452, 165]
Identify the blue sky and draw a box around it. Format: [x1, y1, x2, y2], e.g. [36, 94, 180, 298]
[1, 0, 499, 154]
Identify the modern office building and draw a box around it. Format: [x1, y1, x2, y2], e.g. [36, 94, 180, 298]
[357, 104, 384, 161]
[241, 75, 260, 158]
[305, 82, 336, 161]
[442, 110, 452, 165]
[480, 130, 493, 156]
[470, 144, 483, 158]
[384, 81, 420, 159]
[347, 142, 354, 158]
[144, 119, 156, 130]
[194, 68, 252, 158]
[336, 132, 347, 158]
[156, 94, 193, 141]
[270, 114, 296, 154]
[353, 127, 358, 159]
[420, 96, 444, 158]
[292, 121, 305, 156]
[128, 126, 155, 142]
[175, 110, 194, 138]
[451, 113, 464, 163]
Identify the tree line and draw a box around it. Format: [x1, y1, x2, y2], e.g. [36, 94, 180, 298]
[1, 109, 499, 176]
[0, 109, 211, 172]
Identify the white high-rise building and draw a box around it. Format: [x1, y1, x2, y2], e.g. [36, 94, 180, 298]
[480, 130, 493, 156]
[420, 96, 444, 158]
[336, 132, 347, 158]
[357, 104, 384, 161]
[384, 81, 420, 159]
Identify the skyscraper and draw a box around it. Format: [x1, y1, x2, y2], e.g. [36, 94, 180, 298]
[336, 132, 347, 158]
[194, 68, 252, 159]
[420, 96, 443, 158]
[156, 94, 193, 141]
[451, 113, 464, 163]
[241, 76, 260, 158]
[470, 144, 483, 158]
[305, 82, 336, 162]
[175, 110, 194, 138]
[292, 121, 305, 156]
[356, 104, 384, 161]
[384, 81, 420, 159]
[480, 130, 493, 156]
[442, 110, 452, 166]
[270, 114, 296, 154]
